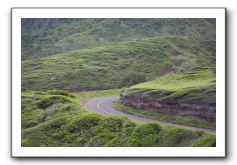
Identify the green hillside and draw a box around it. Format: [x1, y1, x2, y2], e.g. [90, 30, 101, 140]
[117, 69, 216, 129]
[21, 89, 215, 147]
[126, 69, 216, 103]
[22, 36, 214, 91]
[22, 18, 215, 60]
[21, 18, 216, 147]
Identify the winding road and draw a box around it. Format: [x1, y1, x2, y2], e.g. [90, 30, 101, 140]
[83, 96, 215, 134]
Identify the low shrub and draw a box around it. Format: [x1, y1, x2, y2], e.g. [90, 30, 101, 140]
[85, 132, 117, 147]
[120, 72, 147, 87]
[99, 116, 136, 132]
[52, 131, 67, 140]
[68, 114, 102, 133]
[26, 120, 38, 128]
[21, 108, 45, 129]
[37, 95, 72, 109]
[21, 97, 37, 111]
[159, 128, 186, 146]
[60, 103, 78, 113]
[105, 123, 161, 147]
[44, 118, 66, 130]
[132, 122, 161, 137]
[47, 89, 75, 98]
[191, 134, 216, 147]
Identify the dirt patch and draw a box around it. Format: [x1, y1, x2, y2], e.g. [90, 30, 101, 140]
[120, 94, 216, 122]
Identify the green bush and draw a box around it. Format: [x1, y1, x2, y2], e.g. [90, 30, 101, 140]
[99, 116, 136, 132]
[106, 123, 161, 147]
[191, 134, 216, 147]
[37, 95, 72, 109]
[120, 72, 147, 87]
[59, 103, 78, 113]
[21, 108, 45, 129]
[44, 118, 66, 130]
[159, 128, 186, 146]
[129, 123, 161, 146]
[26, 120, 38, 128]
[68, 114, 102, 133]
[21, 97, 37, 111]
[52, 131, 67, 140]
[85, 132, 117, 147]
[106, 136, 132, 147]
[47, 89, 75, 98]
[132, 122, 161, 137]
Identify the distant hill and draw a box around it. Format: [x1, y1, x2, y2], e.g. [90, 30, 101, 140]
[22, 36, 215, 91]
[21, 18, 216, 60]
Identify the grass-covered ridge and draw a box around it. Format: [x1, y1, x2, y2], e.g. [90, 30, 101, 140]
[22, 18, 216, 60]
[21, 89, 215, 147]
[22, 36, 214, 91]
[124, 69, 216, 103]
[131, 69, 215, 91]
[119, 69, 216, 127]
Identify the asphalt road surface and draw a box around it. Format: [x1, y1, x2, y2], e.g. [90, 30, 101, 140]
[83, 96, 215, 134]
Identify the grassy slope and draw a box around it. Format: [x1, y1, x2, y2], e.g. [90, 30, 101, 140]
[21, 89, 120, 129]
[21, 89, 215, 147]
[22, 18, 216, 60]
[131, 70, 214, 91]
[22, 36, 214, 91]
[116, 70, 216, 129]
[124, 69, 216, 103]
[21, 19, 216, 147]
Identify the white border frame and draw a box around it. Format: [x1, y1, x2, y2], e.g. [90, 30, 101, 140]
[11, 8, 226, 157]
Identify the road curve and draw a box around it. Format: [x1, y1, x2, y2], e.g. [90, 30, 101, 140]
[83, 96, 215, 134]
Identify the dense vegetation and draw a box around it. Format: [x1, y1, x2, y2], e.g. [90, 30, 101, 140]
[21, 90, 215, 147]
[22, 18, 215, 60]
[21, 18, 216, 147]
[22, 36, 215, 91]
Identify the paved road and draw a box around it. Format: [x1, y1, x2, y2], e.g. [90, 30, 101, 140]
[83, 96, 215, 134]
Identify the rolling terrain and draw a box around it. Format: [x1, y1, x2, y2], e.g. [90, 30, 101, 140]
[21, 89, 215, 147]
[115, 69, 216, 129]
[22, 18, 215, 60]
[21, 18, 216, 147]
[22, 36, 215, 91]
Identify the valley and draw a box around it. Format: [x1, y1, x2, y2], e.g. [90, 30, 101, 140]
[21, 18, 216, 147]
